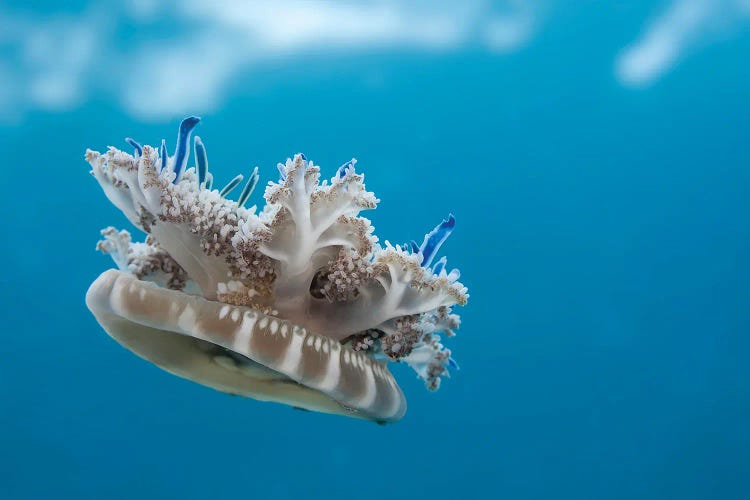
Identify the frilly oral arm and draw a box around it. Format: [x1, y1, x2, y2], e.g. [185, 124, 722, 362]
[309, 159, 378, 243]
[368, 246, 467, 319]
[402, 335, 453, 391]
[86, 149, 142, 229]
[96, 226, 133, 272]
[297, 242, 467, 338]
[260, 155, 378, 303]
[96, 227, 191, 291]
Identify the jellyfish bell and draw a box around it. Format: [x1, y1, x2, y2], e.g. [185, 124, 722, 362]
[85, 117, 468, 422]
[86, 270, 405, 421]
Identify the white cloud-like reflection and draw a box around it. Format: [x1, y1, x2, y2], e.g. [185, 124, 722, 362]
[0, 0, 538, 121]
[0, 0, 748, 121]
[124, 0, 528, 117]
[616, 0, 750, 87]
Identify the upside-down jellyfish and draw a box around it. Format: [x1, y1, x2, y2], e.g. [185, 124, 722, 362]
[85, 117, 468, 422]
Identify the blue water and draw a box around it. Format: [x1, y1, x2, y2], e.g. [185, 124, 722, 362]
[1, 3, 749, 499]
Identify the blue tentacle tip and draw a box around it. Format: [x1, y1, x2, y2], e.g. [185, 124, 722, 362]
[419, 213, 456, 268]
[159, 139, 168, 171]
[125, 138, 143, 157]
[337, 159, 355, 179]
[194, 136, 208, 185]
[431, 256, 447, 275]
[172, 116, 201, 182]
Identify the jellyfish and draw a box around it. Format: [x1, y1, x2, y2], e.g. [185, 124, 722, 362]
[85, 117, 468, 422]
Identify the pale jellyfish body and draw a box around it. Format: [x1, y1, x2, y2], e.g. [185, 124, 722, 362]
[85, 117, 468, 422]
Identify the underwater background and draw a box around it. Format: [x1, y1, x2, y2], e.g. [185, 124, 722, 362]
[1, 1, 749, 498]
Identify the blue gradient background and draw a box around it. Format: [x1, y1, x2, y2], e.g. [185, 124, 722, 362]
[1, 2, 749, 499]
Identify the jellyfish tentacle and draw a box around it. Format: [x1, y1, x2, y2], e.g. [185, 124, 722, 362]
[219, 174, 244, 198]
[125, 138, 143, 157]
[159, 139, 169, 172]
[194, 136, 208, 186]
[238, 167, 259, 207]
[419, 214, 455, 268]
[172, 116, 201, 182]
